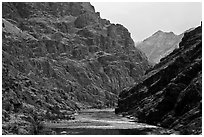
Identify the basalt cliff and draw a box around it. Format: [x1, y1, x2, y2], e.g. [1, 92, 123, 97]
[2, 2, 149, 134]
[116, 25, 202, 134]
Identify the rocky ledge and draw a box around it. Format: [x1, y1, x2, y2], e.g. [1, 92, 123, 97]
[116, 25, 202, 135]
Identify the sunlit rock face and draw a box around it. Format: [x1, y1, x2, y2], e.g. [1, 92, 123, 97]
[116, 25, 202, 134]
[136, 30, 183, 64]
[2, 2, 150, 134]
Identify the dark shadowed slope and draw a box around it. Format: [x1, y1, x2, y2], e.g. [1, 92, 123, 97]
[116, 25, 202, 135]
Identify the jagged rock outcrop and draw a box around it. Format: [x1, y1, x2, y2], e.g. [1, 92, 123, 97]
[2, 2, 149, 134]
[116, 25, 202, 135]
[136, 30, 183, 64]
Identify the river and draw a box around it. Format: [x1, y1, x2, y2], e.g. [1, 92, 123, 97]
[44, 109, 179, 135]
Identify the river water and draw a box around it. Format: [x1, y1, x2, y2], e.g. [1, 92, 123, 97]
[45, 109, 179, 135]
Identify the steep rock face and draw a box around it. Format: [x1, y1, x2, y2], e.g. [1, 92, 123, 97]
[2, 2, 149, 134]
[116, 26, 202, 134]
[136, 31, 183, 64]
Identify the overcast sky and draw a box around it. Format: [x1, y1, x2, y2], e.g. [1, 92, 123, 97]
[91, 2, 202, 42]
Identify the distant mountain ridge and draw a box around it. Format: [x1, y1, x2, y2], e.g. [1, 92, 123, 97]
[136, 30, 183, 64]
